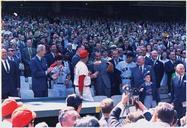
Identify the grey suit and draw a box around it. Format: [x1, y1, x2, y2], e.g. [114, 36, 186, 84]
[93, 61, 111, 97]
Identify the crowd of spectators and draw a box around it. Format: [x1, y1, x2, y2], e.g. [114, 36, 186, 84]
[2, 94, 187, 127]
[1, 14, 186, 127]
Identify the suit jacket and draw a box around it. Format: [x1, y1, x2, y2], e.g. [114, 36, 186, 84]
[63, 48, 76, 59]
[109, 58, 123, 87]
[71, 54, 80, 69]
[30, 56, 48, 91]
[2, 60, 20, 94]
[108, 58, 123, 95]
[131, 64, 156, 88]
[144, 56, 152, 66]
[165, 60, 175, 76]
[93, 61, 112, 89]
[149, 60, 164, 88]
[165, 60, 178, 89]
[22, 47, 36, 65]
[171, 75, 186, 103]
[140, 83, 158, 101]
[45, 52, 56, 67]
[8, 55, 21, 67]
[165, 60, 183, 76]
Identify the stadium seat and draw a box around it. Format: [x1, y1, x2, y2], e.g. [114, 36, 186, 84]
[66, 88, 74, 95]
[20, 90, 34, 99]
[48, 89, 57, 97]
[20, 76, 30, 90]
[111, 95, 122, 106]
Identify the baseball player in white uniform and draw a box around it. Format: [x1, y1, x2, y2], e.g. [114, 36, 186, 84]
[74, 49, 95, 101]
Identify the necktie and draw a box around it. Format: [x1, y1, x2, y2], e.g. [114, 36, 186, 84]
[178, 76, 182, 87]
[28, 48, 32, 59]
[5, 60, 10, 73]
[154, 60, 156, 65]
[11, 57, 14, 61]
[139, 66, 143, 73]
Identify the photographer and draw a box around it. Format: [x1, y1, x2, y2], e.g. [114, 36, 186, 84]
[108, 93, 152, 127]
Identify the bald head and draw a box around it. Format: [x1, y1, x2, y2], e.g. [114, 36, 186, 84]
[137, 56, 145, 66]
[151, 50, 158, 60]
[176, 64, 185, 76]
[59, 107, 80, 127]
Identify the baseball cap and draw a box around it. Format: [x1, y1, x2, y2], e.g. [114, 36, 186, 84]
[2, 99, 23, 117]
[11, 107, 36, 127]
[79, 49, 89, 59]
[144, 71, 151, 78]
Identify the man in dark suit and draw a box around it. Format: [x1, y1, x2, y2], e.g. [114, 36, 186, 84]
[149, 50, 164, 102]
[141, 46, 152, 66]
[171, 64, 186, 119]
[2, 48, 20, 99]
[30, 44, 53, 97]
[7, 47, 21, 67]
[45, 44, 57, 67]
[63, 43, 76, 60]
[131, 56, 156, 89]
[150, 51, 164, 88]
[71, 47, 84, 70]
[131, 56, 156, 102]
[22, 39, 36, 81]
[109, 50, 123, 96]
[165, 51, 183, 95]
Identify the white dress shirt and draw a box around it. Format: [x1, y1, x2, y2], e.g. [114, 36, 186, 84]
[2, 59, 10, 72]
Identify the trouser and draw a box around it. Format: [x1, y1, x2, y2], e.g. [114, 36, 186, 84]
[2, 91, 18, 99]
[174, 101, 186, 119]
[24, 64, 31, 78]
[33, 90, 48, 97]
[156, 88, 160, 103]
[53, 84, 67, 97]
[144, 95, 157, 109]
[75, 86, 94, 101]
[167, 75, 172, 93]
[111, 83, 121, 96]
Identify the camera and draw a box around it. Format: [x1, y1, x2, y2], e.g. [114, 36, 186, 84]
[122, 85, 139, 106]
